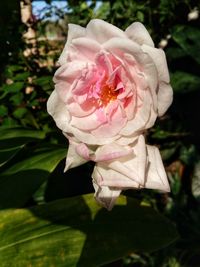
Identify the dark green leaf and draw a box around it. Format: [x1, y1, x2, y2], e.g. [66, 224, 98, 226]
[172, 26, 200, 65]
[13, 72, 30, 81]
[13, 107, 27, 119]
[0, 195, 179, 267]
[0, 145, 66, 209]
[34, 76, 53, 91]
[0, 127, 46, 148]
[0, 127, 47, 168]
[0, 105, 8, 116]
[171, 71, 200, 94]
[0, 145, 24, 167]
[2, 82, 24, 93]
[179, 145, 197, 165]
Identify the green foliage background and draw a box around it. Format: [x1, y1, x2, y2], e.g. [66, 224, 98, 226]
[0, 0, 200, 266]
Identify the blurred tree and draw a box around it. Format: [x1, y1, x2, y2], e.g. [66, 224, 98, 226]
[0, 0, 22, 81]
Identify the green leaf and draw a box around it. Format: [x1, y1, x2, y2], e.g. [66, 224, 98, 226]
[171, 71, 200, 94]
[0, 105, 8, 116]
[0, 145, 24, 167]
[7, 65, 24, 74]
[136, 11, 144, 22]
[0, 127, 45, 167]
[13, 72, 30, 82]
[0, 127, 46, 167]
[34, 76, 53, 91]
[0, 127, 46, 148]
[0, 195, 178, 267]
[0, 145, 66, 209]
[13, 107, 27, 119]
[161, 146, 178, 161]
[179, 145, 197, 166]
[9, 92, 23, 106]
[1, 118, 18, 127]
[172, 26, 200, 65]
[2, 82, 24, 93]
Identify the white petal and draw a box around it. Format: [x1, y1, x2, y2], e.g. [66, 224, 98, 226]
[115, 134, 139, 146]
[92, 167, 122, 210]
[98, 135, 147, 186]
[71, 37, 101, 61]
[145, 145, 170, 192]
[58, 24, 86, 65]
[126, 22, 154, 47]
[86, 19, 127, 44]
[66, 126, 119, 145]
[103, 37, 142, 62]
[47, 90, 71, 133]
[64, 141, 88, 172]
[157, 82, 173, 116]
[142, 45, 170, 83]
[95, 164, 140, 188]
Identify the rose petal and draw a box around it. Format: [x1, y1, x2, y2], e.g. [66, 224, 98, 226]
[47, 90, 71, 133]
[66, 126, 119, 145]
[71, 112, 103, 131]
[103, 37, 142, 63]
[157, 82, 173, 116]
[145, 145, 170, 192]
[142, 44, 170, 83]
[94, 143, 133, 162]
[67, 96, 96, 117]
[64, 141, 88, 172]
[120, 90, 153, 135]
[95, 164, 140, 188]
[93, 176, 121, 210]
[58, 24, 86, 65]
[126, 22, 154, 47]
[91, 105, 127, 138]
[87, 19, 127, 44]
[72, 37, 101, 61]
[54, 61, 86, 84]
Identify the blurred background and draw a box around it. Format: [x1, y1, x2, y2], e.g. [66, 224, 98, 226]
[0, 0, 200, 266]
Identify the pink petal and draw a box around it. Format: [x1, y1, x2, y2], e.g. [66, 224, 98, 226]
[120, 90, 153, 135]
[67, 97, 96, 117]
[92, 105, 127, 138]
[71, 112, 103, 131]
[94, 143, 133, 162]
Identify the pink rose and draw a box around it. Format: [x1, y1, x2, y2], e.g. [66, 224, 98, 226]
[47, 19, 173, 209]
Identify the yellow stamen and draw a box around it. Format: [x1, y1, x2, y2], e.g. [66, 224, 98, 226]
[99, 84, 118, 106]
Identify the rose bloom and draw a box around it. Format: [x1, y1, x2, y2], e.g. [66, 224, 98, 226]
[47, 19, 173, 210]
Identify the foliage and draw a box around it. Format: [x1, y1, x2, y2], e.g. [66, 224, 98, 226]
[0, 194, 178, 267]
[0, 0, 200, 266]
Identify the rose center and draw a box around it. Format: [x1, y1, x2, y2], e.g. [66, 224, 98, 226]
[99, 84, 118, 106]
